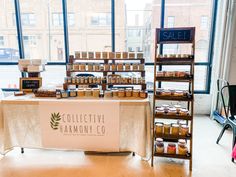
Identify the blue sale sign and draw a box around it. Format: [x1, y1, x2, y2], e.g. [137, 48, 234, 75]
[157, 28, 195, 43]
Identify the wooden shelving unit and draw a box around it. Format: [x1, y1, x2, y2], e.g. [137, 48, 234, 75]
[64, 55, 146, 91]
[151, 27, 195, 171]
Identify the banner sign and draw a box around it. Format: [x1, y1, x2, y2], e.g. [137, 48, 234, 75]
[156, 27, 195, 43]
[39, 100, 120, 151]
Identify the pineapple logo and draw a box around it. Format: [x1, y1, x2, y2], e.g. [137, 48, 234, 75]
[50, 112, 61, 130]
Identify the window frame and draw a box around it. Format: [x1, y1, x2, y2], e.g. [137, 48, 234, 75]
[1, 0, 218, 94]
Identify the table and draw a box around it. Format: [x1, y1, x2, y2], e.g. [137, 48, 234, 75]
[0, 95, 152, 158]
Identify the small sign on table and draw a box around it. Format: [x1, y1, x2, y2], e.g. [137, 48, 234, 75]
[19, 77, 42, 92]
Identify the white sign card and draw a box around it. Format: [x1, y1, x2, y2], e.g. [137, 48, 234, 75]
[39, 100, 120, 151]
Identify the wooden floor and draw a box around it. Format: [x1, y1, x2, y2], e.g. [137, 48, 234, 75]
[0, 116, 235, 177]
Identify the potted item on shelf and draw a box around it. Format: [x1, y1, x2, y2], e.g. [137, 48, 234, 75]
[155, 122, 164, 135]
[155, 138, 164, 153]
[167, 143, 177, 154]
[95, 52, 101, 59]
[122, 52, 128, 58]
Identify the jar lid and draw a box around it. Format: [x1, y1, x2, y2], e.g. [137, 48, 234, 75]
[181, 125, 189, 129]
[180, 108, 188, 112]
[155, 122, 163, 126]
[162, 104, 169, 108]
[178, 139, 186, 144]
[156, 138, 163, 142]
[174, 105, 181, 108]
[164, 123, 171, 126]
[168, 143, 176, 147]
[169, 108, 177, 112]
[172, 124, 179, 128]
[156, 107, 164, 111]
[86, 88, 92, 91]
[175, 90, 183, 93]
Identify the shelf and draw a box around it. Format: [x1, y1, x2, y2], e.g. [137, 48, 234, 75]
[155, 95, 193, 101]
[68, 70, 145, 73]
[155, 114, 192, 120]
[72, 58, 145, 61]
[154, 153, 191, 160]
[155, 133, 192, 141]
[155, 60, 193, 65]
[64, 83, 146, 86]
[156, 77, 193, 82]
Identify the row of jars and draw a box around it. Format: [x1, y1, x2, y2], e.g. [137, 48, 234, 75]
[104, 88, 147, 98]
[156, 105, 189, 116]
[56, 88, 148, 99]
[155, 122, 190, 136]
[75, 51, 144, 59]
[155, 138, 189, 155]
[156, 54, 193, 59]
[64, 76, 145, 85]
[156, 71, 191, 78]
[67, 63, 145, 72]
[156, 89, 190, 97]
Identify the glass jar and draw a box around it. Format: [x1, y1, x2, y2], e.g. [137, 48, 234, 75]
[64, 77, 68, 84]
[125, 88, 132, 97]
[97, 77, 102, 84]
[69, 89, 77, 97]
[67, 77, 72, 84]
[180, 125, 189, 136]
[118, 89, 125, 97]
[104, 64, 110, 71]
[125, 63, 131, 71]
[102, 52, 108, 58]
[80, 63, 86, 71]
[140, 90, 148, 98]
[155, 122, 163, 135]
[111, 64, 117, 71]
[92, 88, 100, 98]
[137, 53, 143, 59]
[133, 89, 140, 98]
[82, 52, 87, 58]
[116, 52, 121, 59]
[94, 64, 100, 71]
[61, 91, 69, 98]
[76, 77, 80, 84]
[88, 76, 93, 84]
[75, 51, 80, 58]
[117, 63, 123, 71]
[85, 88, 92, 97]
[155, 138, 164, 154]
[112, 89, 118, 97]
[132, 63, 139, 71]
[95, 52, 101, 59]
[174, 105, 182, 113]
[139, 64, 145, 71]
[163, 123, 171, 135]
[77, 88, 85, 97]
[99, 65, 104, 71]
[156, 107, 165, 115]
[161, 90, 171, 96]
[174, 90, 184, 97]
[67, 64, 72, 71]
[122, 52, 128, 58]
[167, 108, 177, 116]
[104, 90, 112, 98]
[84, 77, 88, 84]
[73, 64, 80, 70]
[109, 52, 115, 59]
[162, 104, 169, 112]
[179, 108, 189, 116]
[87, 63, 93, 71]
[128, 52, 135, 59]
[171, 124, 179, 136]
[167, 143, 176, 154]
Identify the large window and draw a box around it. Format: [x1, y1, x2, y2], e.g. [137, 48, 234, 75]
[0, 0, 217, 93]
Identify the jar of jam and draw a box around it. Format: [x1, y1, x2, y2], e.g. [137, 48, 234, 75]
[97, 77, 102, 84]
[118, 89, 125, 97]
[95, 52, 101, 59]
[117, 63, 123, 71]
[132, 63, 139, 71]
[155, 122, 163, 135]
[88, 76, 93, 84]
[80, 64, 86, 71]
[71, 77, 76, 84]
[88, 52, 94, 59]
[167, 108, 177, 115]
[139, 64, 145, 71]
[122, 52, 128, 58]
[125, 63, 131, 71]
[104, 64, 110, 71]
[92, 88, 100, 98]
[179, 108, 189, 116]
[171, 124, 179, 136]
[156, 107, 165, 115]
[94, 64, 100, 71]
[125, 88, 132, 97]
[67, 77, 72, 84]
[104, 90, 112, 98]
[137, 53, 143, 59]
[116, 52, 121, 59]
[75, 51, 80, 58]
[111, 64, 117, 71]
[174, 105, 182, 113]
[85, 88, 92, 97]
[133, 89, 140, 98]
[109, 52, 115, 59]
[73, 64, 80, 70]
[69, 89, 77, 97]
[77, 88, 85, 97]
[163, 123, 171, 135]
[128, 52, 135, 59]
[167, 143, 176, 154]
[102, 52, 108, 58]
[140, 90, 148, 98]
[180, 125, 189, 136]
[174, 90, 184, 97]
[112, 89, 118, 97]
[82, 52, 87, 58]
[155, 138, 164, 154]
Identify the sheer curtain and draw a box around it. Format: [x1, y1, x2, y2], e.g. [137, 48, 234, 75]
[211, 0, 236, 114]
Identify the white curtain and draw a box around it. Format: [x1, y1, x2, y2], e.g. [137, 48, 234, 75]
[210, 0, 236, 114]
